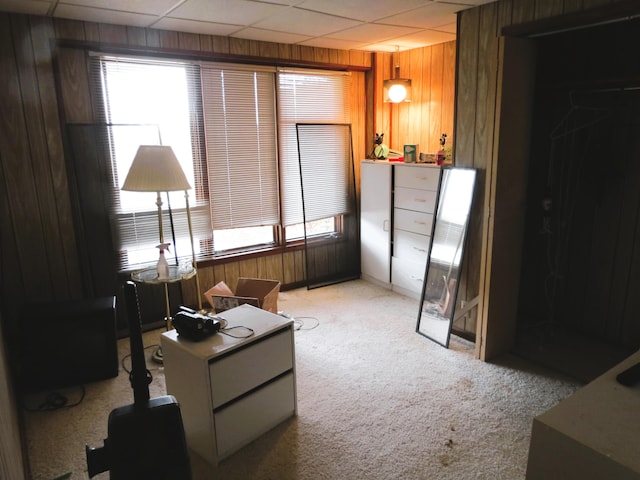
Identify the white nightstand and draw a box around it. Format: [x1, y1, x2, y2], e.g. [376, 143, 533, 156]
[160, 304, 297, 465]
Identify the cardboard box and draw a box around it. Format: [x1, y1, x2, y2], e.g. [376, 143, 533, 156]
[204, 277, 280, 314]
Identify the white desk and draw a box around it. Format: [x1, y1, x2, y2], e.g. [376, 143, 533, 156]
[161, 304, 297, 465]
[526, 350, 640, 480]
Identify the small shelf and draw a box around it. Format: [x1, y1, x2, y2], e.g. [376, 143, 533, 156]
[131, 263, 196, 285]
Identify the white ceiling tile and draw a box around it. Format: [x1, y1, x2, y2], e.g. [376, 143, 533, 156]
[359, 43, 402, 53]
[169, 0, 287, 26]
[298, 36, 369, 50]
[329, 23, 421, 43]
[54, 4, 156, 26]
[253, 7, 362, 37]
[153, 17, 242, 36]
[380, 3, 460, 28]
[0, 0, 52, 16]
[231, 27, 311, 44]
[257, 0, 305, 5]
[58, 0, 179, 16]
[437, 21, 456, 34]
[296, 0, 435, 23]
[388, 28, 456, 48]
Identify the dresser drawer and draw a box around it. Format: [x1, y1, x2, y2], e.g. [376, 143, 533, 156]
[209, 329, 293, 408]
[394, 208, 434, 236]
[395, 187, 437, 213]
[392, 255, 426, 294]
[215, 372, 295, 459]
[394, 229, 430, 265]
[395, 165, 440, 191]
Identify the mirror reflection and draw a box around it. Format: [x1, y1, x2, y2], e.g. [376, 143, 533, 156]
[416, 167, 476, 347]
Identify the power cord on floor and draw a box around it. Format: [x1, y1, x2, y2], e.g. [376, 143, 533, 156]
[293, 316, 320, 330]
[121, 344, 161, 374]
[22, 385, 86, 412]
[279, 310, 320, 331]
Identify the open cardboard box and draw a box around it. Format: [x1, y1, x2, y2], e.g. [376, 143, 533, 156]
[204, 277, 280, 314]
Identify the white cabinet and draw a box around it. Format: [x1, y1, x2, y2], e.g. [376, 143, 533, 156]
[160, 304, 297, 466]
[360, 160, 440, 298]
[360, 161, 392, 286]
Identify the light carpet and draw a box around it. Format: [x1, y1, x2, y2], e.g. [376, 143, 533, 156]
[23, 280, 581, 480]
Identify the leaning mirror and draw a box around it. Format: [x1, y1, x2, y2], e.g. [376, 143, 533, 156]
[416, 167, 476, 347]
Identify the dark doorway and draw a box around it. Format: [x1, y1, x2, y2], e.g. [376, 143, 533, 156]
[515, 18, 640, 382]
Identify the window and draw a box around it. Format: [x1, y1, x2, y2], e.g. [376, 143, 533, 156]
[94, 54, 351, 271]
[95, 57, 212, 269]
[200, 65, 279, 252]
[278, 70, 351, 240]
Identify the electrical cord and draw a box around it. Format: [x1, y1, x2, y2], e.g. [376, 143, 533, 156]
[23, 385, 86, 412]
[220, 326, 255, 338]
[293, 316, 320, 331]
[120, 344, 162, 374]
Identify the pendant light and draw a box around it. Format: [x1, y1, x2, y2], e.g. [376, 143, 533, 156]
[383, 46, 411, 103]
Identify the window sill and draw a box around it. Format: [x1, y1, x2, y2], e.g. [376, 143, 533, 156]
[196, 233, 342, 269]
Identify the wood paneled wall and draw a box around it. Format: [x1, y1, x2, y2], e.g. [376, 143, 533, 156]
[455, 0, 639, 359]
[0, 12, 369, 315]
[371, 43, 456, 156]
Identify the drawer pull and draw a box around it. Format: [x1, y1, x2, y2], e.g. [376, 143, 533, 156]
[410, 275, 424, 282]
[414, 198, 426, 202]
[414, 220, 427, 225]
[412, 246, 428, 253]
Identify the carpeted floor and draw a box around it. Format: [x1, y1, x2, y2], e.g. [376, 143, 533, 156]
[23, 280, 581, 480]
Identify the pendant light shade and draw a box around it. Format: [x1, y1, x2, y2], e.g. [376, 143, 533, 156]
[384, 47, 412, 103]
[384, 78, 412, 103]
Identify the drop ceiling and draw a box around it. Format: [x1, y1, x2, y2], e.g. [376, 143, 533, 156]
[0, 0, 495, 52]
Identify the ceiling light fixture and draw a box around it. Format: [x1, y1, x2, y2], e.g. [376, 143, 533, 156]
[383, 46, 411, 103]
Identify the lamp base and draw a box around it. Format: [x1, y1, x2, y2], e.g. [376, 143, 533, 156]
[152, 346, 163, 364]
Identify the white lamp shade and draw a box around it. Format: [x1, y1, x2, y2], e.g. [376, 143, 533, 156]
[122, 145, 191, 192]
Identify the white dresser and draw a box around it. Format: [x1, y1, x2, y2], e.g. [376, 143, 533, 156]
[526, 350, 640, 479]
[161, 304, 296, 466]
[360, 160, 441, 298]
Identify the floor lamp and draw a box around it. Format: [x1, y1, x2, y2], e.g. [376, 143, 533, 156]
[121, 146, 203, 356]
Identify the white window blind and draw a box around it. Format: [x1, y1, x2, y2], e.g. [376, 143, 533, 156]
[278, 69, 351, 226]
[295, 123, 353, 224]
[92, 55, 213, 270]
[201, 65, 279, 230]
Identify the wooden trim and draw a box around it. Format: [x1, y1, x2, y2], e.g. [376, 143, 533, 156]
[55, 38, 372, 72]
